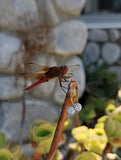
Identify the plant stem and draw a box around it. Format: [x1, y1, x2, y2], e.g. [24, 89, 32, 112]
[46, 80, 78, 160]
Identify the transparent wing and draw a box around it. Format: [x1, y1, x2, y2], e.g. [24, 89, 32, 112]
[67, 65, 80, 73]
[26, 62, 49, 73]
[23, 73, 45, 82]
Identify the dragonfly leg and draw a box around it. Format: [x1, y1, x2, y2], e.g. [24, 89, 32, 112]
[58, 76, 67, 93]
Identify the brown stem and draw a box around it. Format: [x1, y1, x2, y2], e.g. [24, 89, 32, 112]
[19, 83, 26, 146]
[75, 112, 80, 127]
[102, 142, 112, 160]
[46, 80, 78, 160]
[64, 149, 74, 160]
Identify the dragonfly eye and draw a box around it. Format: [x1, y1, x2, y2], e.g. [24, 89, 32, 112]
[60, 65, 68, 74]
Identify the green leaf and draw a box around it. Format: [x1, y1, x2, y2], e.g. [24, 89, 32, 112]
[0, 149, 13, 160]
[79, 107, 96, 122]
[0, 133, 6, 148]
[30, 120, 56, 154]
[74, 152, 101, 160]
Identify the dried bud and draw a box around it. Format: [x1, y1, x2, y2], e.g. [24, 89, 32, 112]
[67, 106, 75, 115]
[74, 103, 82, 112]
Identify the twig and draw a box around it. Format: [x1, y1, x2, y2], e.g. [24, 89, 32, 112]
[75, 112, 80, 127]
[46, 80, 78, 160]
[19, 83, 26, 146]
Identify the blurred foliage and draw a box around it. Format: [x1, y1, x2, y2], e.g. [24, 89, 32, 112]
[86, 65, 118, 98]
[0, 133, 6, 149]
[0, 133, 23, 160]
[72, 125, 107, 155]
[79, 106, 96, 122]
[74, 151, 101, 160]
[79, 65, 120, 124]
[54, 118, 72, 131]
[105, 106, 121, 148]
[79, 96, 116, 123]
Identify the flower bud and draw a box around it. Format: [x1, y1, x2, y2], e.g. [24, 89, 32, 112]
[30, 120, 56, 154]
[72, 126, 88, 144]
[84, 128, 107, 154]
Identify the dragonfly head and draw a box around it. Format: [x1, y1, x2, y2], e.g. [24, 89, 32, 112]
[60, 65, 68, 74]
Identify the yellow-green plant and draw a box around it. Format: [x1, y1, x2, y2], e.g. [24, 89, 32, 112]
[30, 120, 56, 154]
[74, 151, 101, 160]
[105, 106, 121, 148]
[72, 126, 107, 154]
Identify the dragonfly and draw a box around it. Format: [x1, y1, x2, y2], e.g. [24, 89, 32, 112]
[24, 63, 80, 92]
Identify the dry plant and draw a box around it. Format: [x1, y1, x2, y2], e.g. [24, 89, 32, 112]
[46, 79, 79, 160]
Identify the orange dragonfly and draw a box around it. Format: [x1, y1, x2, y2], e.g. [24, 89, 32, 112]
[24, 63, 80, 92]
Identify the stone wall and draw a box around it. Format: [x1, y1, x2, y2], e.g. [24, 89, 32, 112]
[82, 29, 121, 82]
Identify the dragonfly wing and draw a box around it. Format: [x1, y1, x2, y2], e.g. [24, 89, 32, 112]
[67, 65, 80, 73]
[26, 63, 49, 73]
[23, 73, 45, 82]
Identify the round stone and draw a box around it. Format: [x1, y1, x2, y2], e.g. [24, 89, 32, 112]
[0, 76, 24, 100]
[89, 29, 108, 42]
[0, 0, 39, 31]
[82, 42, 100, 65]
[56, 0, 86, 16]
[52, 20, 88, 56]
[102, 43, 121, 65]
[109, 29, 120, 42]
[0, 32, 22, 73]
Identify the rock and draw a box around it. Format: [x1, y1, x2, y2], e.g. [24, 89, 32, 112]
[56, 0, 86, 16]
[102, 43, 121, 65]
[0, 76, 24, 100]
[97, 58, 104, 67]
[1, 100, 58, 141]
[88, 65, 96, 74]
[0, 0, 39, 31]
[30, 54, 57, 98]
[109, 29, 120, 42]
[82, 42, 100, 65]
[108, 66, 121, 82]
[54, 56, 85, 105]
[0, 32, 22, 74]
[31, 80, 56, 98]
[22, 144, 35, 159]
[41, 0, 60, 25]
[89, 29, 108, 42]
[36, 0, 86, 26]
[51, 20, 88, 56]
